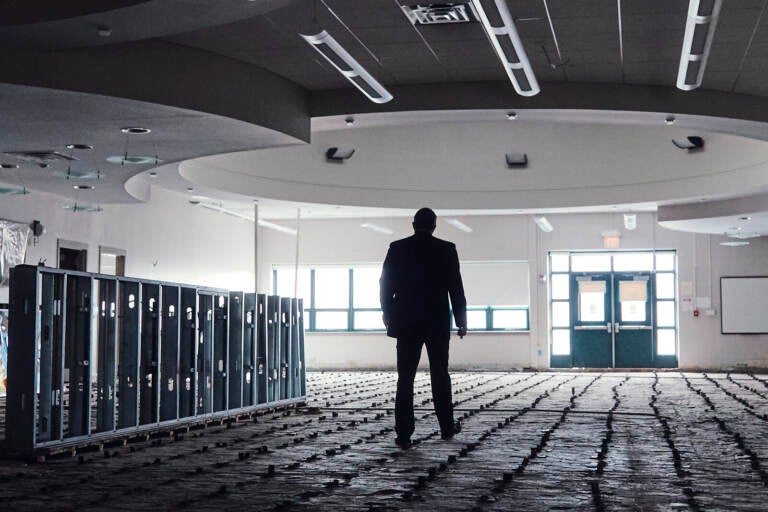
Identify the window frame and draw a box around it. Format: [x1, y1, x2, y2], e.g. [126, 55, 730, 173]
[274, 265, 530, 333]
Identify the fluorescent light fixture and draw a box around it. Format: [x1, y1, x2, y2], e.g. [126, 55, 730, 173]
[360, 222, 394, 235]
[258, 219, 298, 236]
[301, 30, 393, 104]
[677, 0, 722, 91]
[623, 213, 637, 230]
[720, 241, 749, 247]
[63, 203, 102, 212]
[727, 231, 760, 240]
[197, 202, 297, 235]
[469, 0, 540, 96]
[533, 216, 553, 232]
[445, 218, 473, 233]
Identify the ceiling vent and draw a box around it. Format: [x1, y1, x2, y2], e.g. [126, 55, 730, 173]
[3, 150, 77, 164]
[401, 3, 477, 25]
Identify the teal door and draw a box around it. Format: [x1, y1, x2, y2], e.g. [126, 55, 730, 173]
[570, 273, 613, 368]
[613, 273, 654, 368]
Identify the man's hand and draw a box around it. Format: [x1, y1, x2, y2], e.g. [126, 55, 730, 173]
[457, 326, 467, 338]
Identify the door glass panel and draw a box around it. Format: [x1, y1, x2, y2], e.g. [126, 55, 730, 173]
[578, 280, 606, 322]
[655, 252, 676, 271]
[614, 253, 654, 271]
[619, 281, 647, 322]
[657, 301, 675, 327]
[552, 301, 570, 327]
[571, 253, 611, 272]
[551, 274, 569, 299]
[657, 329, 676, 355]
[552, 329, 570, 355]
[550, 253, 569, 272]
[656, 273, 675, 299]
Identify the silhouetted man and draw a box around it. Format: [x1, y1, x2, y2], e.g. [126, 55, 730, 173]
[380, 208, 467, 449]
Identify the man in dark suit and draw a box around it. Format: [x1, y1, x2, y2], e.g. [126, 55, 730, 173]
[380, 207, 467, 449]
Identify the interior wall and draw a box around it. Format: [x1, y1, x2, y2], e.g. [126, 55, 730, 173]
[0, 186, 255, 302]
[260, 212, 768, 370]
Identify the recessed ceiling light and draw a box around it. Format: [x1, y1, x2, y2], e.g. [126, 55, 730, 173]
[345, 116, 355, 126]
[739, 216, 752, 221]
[120, 127, 151, 135]
[533, 216, 554, 232]
[107, 155, 159, 165]
[665, 115, 676, 125]
[187, 187, 194, 192]
[506, 111, 517, 120]
[0, 163, 19, 169]
[97, 26, 112, 37]
[73, 185, 94, 190]
[65, 144, 93, 150]
[149, 172, 158, 178]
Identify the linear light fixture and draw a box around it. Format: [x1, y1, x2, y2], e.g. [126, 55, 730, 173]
[677, 0, 722, 90]
[301, 30, 393, 104]
[469, 0, 540, 96]
[198, 202, 298, 235]
[360, 222, 394, 235]
[533, 215, 553, 232]
[445, 218, 473, 233]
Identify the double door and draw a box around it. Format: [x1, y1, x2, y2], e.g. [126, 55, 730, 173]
[570, 271, 657, 368]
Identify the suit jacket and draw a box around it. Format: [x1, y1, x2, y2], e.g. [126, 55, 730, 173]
[380, 232, 467, 340]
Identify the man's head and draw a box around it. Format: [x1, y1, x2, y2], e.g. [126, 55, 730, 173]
[412, 207, 437, 234]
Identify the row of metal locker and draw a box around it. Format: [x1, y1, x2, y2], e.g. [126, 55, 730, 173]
[6, 264, 306, 456]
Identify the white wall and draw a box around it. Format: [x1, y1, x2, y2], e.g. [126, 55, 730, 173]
[259, 213, 768, 370]
[0, 186, 255, 301]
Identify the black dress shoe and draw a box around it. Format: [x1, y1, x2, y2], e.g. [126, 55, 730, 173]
[441, 420, 462, 440]
[395, 437, 412, 449]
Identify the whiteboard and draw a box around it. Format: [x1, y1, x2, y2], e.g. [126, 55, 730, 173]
[721, 277, 768, 334]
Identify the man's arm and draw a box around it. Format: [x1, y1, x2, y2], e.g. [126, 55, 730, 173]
[448, 244, 467, 337]
[380, 246, 395, 327]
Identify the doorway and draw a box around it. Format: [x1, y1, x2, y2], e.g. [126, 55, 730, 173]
[58, 240, 88, 271]
[549, 251, 678, 369]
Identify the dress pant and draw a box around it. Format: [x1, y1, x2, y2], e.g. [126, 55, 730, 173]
[395, 336, 454, 440]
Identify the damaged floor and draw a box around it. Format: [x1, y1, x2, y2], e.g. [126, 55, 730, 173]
[1, 371, 768, 511]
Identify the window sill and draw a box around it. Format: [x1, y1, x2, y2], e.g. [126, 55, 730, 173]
[306, 330, 530, 335]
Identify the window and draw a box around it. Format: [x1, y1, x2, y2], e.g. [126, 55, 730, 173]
[274, 263, 530, 332]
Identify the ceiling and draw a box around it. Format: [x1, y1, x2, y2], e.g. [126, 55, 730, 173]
[1, 0, 768, 231]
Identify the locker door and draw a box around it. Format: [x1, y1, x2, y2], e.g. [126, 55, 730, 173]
[95, 279, 117, 433]
[160, 286, 180, 421]
[63, 275, 91, 438]
[290, 299, 300, 399]
[179, 288, 197, 418]
[197, 293, 214, 414]
[242, 293, 256, 407]
[279, 297, 291, 400]
[228, 292, 244, 410]
[38, 272, 64, 442]
[256, 294, 268, 404]
[212, 294, 228, 412]
[297, 298, 306, 397]
[139, 284, 160, 425]
[117, 281, 139, 428]
[266, 295, 280, 403]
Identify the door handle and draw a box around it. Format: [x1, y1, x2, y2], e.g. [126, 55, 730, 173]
[616, 325, 653, 331]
